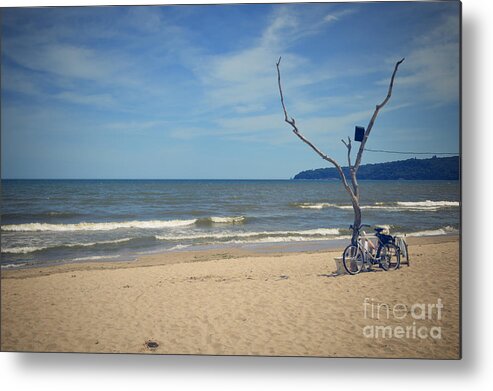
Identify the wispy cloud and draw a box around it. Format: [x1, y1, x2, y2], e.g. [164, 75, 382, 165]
[2, 63, 119, 110]
[4, 40, 113, 81]
[191, 5, 357, 115]
[1, 3, 460, 179]
[54, 91, 117, 108]
[324, 8, 357, 23]
[379, 13, 460, 104]
[1, 8, 192, 114]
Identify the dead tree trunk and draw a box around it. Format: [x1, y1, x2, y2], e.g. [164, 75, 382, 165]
[276, 57, 404, 244]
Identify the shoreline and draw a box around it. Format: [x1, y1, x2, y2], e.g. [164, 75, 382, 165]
[1, 235, 460, 358]
[1, 234, 457, 279]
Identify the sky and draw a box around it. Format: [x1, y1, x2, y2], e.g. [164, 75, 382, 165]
[1, 1, 460, 179]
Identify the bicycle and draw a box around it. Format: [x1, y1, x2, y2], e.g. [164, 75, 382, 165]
[342, 224, 401, 275]
[395, 235, 410, 266]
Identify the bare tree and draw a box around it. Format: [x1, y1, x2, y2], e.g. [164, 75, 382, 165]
[276, 57, 405, 243]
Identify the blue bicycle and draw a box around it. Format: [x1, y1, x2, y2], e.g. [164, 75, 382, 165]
[342, 224, 401, 275]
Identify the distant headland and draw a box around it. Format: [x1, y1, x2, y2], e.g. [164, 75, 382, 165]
[293, 156, 459, 180]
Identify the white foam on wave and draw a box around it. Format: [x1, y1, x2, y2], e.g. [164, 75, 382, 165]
[295, 200, 459, 211]
[155, 228, 340, 242]
[295, 203, 336, 209]
[167, 244, 190, 251]
[1, 219, 197, 232]
[71, 255, 120, 262]
[220, 226, 458, 244]
[209, 216, 245, 224]
[222, 236, 339, 245]
[396, 200, 459, 208]
[66, 237, 133, 247]
[1, 237, 133, 254]
[405, 226, 458, 237]
[1, 246, 46, 254]
[1, 262, 28, 269]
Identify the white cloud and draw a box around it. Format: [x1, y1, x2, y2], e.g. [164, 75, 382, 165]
[166, 107, 378, 146]
[2, 64, 118, 109]
[234, 103, 267, 114]
[54, 92, 116, 108]
[125, 6, 167, 33]
[294, 109, 373, 138]
[104, 120, 166, 131]
[380, 14, 460, 104]
[398, 43, 459, 103]
[171, 4, 373, 147]
[260, 6, 300, 48]
[215, 113, 282, 135]
[324, 8, 357, 23]
[4, 41, 112, 81]
[191, 5, 356, 114]
[165, 114, 283, 142]
[1, 14, 183, 111]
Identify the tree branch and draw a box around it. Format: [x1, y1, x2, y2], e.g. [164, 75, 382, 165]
[353, 58, 405, 172]
[276, 57, 354, 196]
[276, 56, 404, 243]
[341, 136, 359, 196]
[341, 136, 352, 168]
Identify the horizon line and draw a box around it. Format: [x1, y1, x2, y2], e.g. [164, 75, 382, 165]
[0, 155, 460, 182]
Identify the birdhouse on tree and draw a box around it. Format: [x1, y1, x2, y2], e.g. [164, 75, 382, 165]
[355, 126, 365, 142]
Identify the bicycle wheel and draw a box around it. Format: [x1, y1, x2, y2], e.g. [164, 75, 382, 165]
[400, 240, 410, 266]
[381, 243, 400, 270]
[342, 244, 364, 275]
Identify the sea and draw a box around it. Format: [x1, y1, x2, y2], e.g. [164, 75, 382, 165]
[0, 179, 460, 269]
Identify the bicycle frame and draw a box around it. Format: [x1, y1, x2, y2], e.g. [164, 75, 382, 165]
[343, 224, 401, 275]
[350, 224, 393, 268]
[358, 236, 386, 266]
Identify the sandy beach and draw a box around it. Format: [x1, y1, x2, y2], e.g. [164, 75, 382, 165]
[1, 236, 460, 358]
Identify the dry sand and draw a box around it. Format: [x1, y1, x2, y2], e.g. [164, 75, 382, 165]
[1, 236, 460, 358]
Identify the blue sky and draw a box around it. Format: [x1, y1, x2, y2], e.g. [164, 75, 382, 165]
[1, 2, 460, 179]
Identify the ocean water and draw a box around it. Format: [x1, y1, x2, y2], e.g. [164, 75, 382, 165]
[1, 179, 460, 268]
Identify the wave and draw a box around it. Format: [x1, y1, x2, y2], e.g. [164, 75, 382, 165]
[405, 226, 458, 237]
[71, 255, 120, 262]
[156, 228, 340, 242]
[1, 237, 133, 254]
[196, 216, 246, 225]
[65, 237, 133, 247]
[294, 203, 336, 210]
[1, 215, 249, 233]
[295, 200, 459, 211]
[1, 262, 28, 269]
[220, 236, 342, 245]
[166, 244, 190, 251]
[394, 201, 459, 208]
[1, 246, 47, 254]
[1, 255, 120, 267]
[211, 216, 245, 224]
[155, 225, 457, 247]
[1, 224, 458, 257]
[1, 219, 197, 232]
